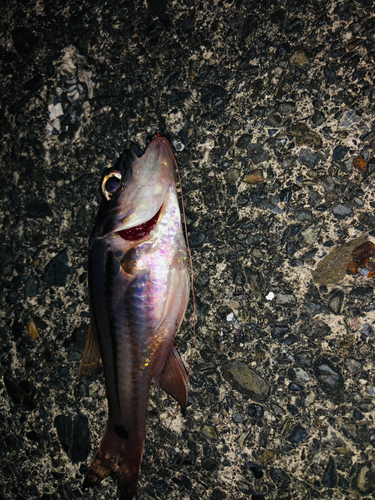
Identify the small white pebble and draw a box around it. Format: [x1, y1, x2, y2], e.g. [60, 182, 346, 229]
[226, 312, 234, 322]
[360, 268, 370, 276]
[173, 140, 185, 151]
[51, 119, 61, 132]
[266, 292, 275, 301]
[49, 102, 63, 120]
[240, 343, 244, 347]
[175, 447, 180, 453]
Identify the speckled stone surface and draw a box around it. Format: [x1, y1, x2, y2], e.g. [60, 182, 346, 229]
[1, 1, 375, 499]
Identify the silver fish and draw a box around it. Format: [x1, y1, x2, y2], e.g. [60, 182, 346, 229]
[81, 136, 189, 499]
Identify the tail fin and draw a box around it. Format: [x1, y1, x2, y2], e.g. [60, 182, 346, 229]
[83, 426, 144, 500]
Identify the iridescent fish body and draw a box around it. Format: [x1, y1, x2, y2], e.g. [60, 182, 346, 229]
[81, 136, 189, 499]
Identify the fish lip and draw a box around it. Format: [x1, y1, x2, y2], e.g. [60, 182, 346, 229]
[147, 135, 175, 158]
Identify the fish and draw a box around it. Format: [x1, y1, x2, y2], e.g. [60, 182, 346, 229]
[80, 136, 190, 500]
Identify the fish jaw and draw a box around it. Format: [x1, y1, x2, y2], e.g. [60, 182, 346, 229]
[92, 136, 177, 243]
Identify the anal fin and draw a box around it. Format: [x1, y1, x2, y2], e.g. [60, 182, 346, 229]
[154, 345, 188, 414]
[80, 322, 102, 377]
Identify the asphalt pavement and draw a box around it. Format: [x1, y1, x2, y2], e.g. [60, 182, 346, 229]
[1, 1, 375, 499]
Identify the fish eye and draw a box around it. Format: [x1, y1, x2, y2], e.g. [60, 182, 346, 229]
[102, 171, 122, 201]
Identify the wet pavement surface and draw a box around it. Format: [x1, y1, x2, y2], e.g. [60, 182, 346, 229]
[1, 1, 375, 499]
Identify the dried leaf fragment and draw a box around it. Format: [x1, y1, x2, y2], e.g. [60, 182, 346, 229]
[353, 158, 367, 172]
[346, 241, 375, 278]
[346, 261, 359, 275]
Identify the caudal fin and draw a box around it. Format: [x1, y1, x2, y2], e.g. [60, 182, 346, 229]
[83, 426, 144, 500]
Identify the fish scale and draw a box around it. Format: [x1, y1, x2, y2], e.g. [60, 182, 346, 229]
[81, 136, 189, 500]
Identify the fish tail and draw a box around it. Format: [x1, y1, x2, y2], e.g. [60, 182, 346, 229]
[83, 425, 144, 500]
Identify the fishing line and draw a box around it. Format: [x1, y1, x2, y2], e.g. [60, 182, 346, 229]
[137, 138, 196, 500]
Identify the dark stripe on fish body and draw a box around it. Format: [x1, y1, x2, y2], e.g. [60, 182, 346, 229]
[124, 280, 144, 434]
[105, 248, 121, 412]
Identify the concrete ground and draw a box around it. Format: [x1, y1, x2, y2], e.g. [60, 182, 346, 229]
[1, 0, 375, 499]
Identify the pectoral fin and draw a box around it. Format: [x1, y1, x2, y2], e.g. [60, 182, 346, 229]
[80, 322, 102, 377]
[154, 345, 188, 414]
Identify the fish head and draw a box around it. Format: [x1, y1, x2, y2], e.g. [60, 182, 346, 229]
[90, 136, 177, 244]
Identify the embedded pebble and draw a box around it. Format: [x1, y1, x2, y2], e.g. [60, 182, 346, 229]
[49, 102, 64, 120]
[272, 404, 284, 416]
[236, 134, 252, 148]
[312, 111, 325, 126]
[299, 148, 319, 167]
[289, 382, 301, 391]
[338, 110, 361, 129]
[276, 294, 296, 305]
[314, 357, 344, 395]
[332, 145, 350, 162]
[288, 424, 307, 444]
[244, 169, 263, 184]
[354, 464, 375, 495]
[25, 276, 39, 298]
[222, 360, 270, 402]
[290, 50, 310, 66]
[248, 404, 264, 418]
[296, 352, 312, 368]
[359, 402, 374, 413]
[301, 225, 320, 244]
[71, 413, 91, 463]
[270, 468, 291, 489]
[232, 413, 245, 424]
[292, 367, 310, 384]
[42, 249, 70, 287]
[328, 290, 344, 314]
[189, 233, 205, 247]
[225, 167, 240, 183]
[26, 321, 39, 340]
[202, 425, 218, 440]
[322, 456, 337, 488]
[360, 323, 374, 340]
[279, 187, 292, 202]
[332, 204, 352, 218]
[247, 143, 270, 164]
[54, 415, 72, 453]
[302, 302, 321, 315]
[292, 123, 323, 148]
[201, 456, 218, 472]
[344, 358, 362, 373]
[277, 102, 296, 115]
[324, 66, 337, 85]
[304, 392, 316, 407]
[342, 423, 358, 440]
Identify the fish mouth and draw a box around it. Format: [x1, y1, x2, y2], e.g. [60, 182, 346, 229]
[117, 205, 163, 241]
